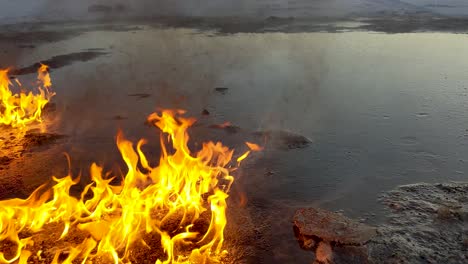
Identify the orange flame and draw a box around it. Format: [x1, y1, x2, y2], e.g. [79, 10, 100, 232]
[0, 64, 54, 129]
[214, 122, 231, 128]
[0, 110, 250, 263]
[245, 142, 263, 152]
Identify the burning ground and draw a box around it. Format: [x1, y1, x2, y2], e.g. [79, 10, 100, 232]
[0, 57, 313, 263]
[0, 61, 268, 263]
[0, 109, 266, 263]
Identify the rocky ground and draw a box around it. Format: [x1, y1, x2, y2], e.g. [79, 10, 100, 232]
[370, 182, 468, 263]
[294, 182, 468, 263]
[0, 110, 67, 199]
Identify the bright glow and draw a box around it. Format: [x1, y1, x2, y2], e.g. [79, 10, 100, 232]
[0, 64, 55, 128]
[0, 110, 252, 263]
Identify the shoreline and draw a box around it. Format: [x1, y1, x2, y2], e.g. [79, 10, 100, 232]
[2, 14, 468, 36]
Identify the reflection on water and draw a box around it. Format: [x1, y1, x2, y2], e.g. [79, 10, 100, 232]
[4, 27, 468, 262]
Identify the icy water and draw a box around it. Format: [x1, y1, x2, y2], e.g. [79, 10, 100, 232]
[2, 27, 468, 262]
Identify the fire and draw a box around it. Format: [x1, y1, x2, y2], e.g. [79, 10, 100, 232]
[236, 142, 263, 163]
[213, 122, 232, 129]
[245, 142, 263, 152]
[0, 64, 54, 128]
[0, 110, 252, 263]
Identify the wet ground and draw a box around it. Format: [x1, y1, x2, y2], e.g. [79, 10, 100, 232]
[370, 182, 468, 263]
[1, 19, 468, 263]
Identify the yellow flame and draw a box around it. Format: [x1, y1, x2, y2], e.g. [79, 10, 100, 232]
[0, 65, 54, 128]
[0, 110, 249, 263]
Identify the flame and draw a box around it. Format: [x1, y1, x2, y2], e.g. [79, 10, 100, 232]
[0, 64, 55, 128]
[245, 142, 263, 152]
[214, 122, 231, 129]
[0, 110, 250, 263]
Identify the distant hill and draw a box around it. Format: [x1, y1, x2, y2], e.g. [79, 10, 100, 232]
[399, 0, 468, 16]
[1, 0, 468, 24]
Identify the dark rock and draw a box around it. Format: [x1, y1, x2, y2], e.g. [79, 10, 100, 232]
[0, 156, 12, 165]
[294, 208, 377, 245]
[214, 87, 229, 93]
[436, 206, 457, 220]
[463, 238, 468, 249]
[266, 16, 280, 21]
[294, 208, 376, 264]
[209, 123, 241, 134]
[22, 132, 66, 149]
[128, 93, 151, 99]
[113, 115, 127, 120]
[0, 175, 25, 199]
[223, 125, 241, 134]
[10, 52, 107, 76]
[333, 245, 370, 264]
[201, 109, 210, 116]
[253, 130, 311, 149]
